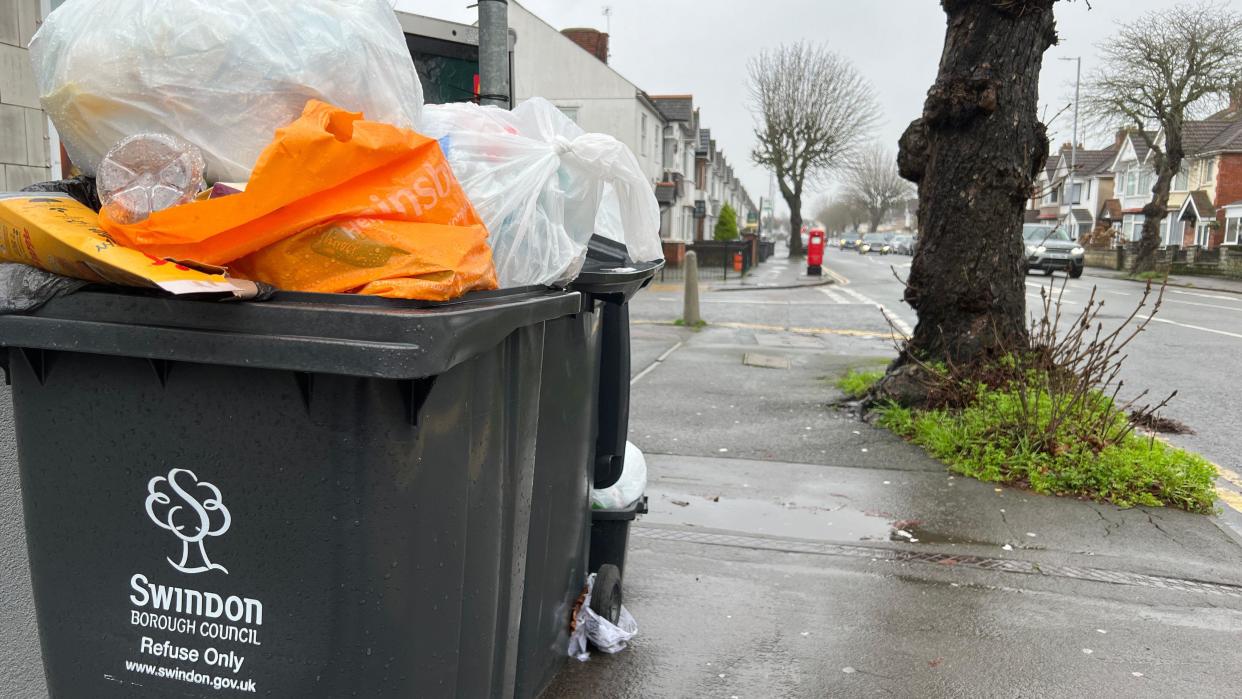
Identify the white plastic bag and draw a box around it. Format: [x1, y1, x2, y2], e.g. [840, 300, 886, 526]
[421, 98, 662, 288]
[567, 573, 639, 661]
[591, 441, 648, 510]
[30, 0, 424, 184]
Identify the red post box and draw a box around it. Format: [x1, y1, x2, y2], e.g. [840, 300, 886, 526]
[806, 229, 825, 276]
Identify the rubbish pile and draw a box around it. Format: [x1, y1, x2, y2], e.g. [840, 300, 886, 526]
[6, 0, 662, 303]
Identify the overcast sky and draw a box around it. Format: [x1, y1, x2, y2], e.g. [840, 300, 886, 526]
[397, 0, 1178, 215]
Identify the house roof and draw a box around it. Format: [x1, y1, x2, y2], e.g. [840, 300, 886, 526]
[1181, 119, 1238, 154]
[1074, 148, 1118, 177]
[650, 95, 693, 123]
[1179, 190, 1215, 220]
[1099, 198, 1122, 221]
[1130, 132, 1157, 162]
[1201, 119, 1242, 154]
[1070, 208, 1093, 222]
[654, 182, 676, 206]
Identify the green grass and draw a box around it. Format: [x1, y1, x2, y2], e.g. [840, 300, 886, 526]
[873, 386, 1217, 513]
[835, 369, 885, 400]
[1128, 270, 1168, 282]
[674, 318, 707, 329]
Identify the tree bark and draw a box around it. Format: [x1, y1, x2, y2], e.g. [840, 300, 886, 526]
[1130, 137, 1183, 275]
[869, 208, 884, 233]
[785, 192, 804, 257]
[888, 0, 1057, 384]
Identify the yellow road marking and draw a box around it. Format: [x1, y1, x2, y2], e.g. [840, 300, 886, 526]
[1217, 487, 1242, 514]
[632, 319, 896, 339]
[1216, 466, 1242, 491]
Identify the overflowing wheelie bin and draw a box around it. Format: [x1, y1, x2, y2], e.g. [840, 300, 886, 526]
[1, 239, 657, 699]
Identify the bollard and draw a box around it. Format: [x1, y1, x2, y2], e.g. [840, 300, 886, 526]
[683, 250, 701, 326]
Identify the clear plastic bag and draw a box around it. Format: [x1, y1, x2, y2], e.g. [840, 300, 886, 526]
[591, 441, 648, 510]
[567, 573, 638, 661]
[30, 0, 423, 184]
[421, 98, 662, 288]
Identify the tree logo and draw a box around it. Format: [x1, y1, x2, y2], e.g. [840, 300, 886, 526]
[145, 468, 231, 575]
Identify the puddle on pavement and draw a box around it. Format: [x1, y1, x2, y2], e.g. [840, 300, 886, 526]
[883, 523, 1000, 547]
[646, 491, 894, 541]
[646, 488, 1003, 548]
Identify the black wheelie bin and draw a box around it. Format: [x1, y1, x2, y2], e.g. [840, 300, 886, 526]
[513, 236, 659, 696]
[0, 284, 592, 698]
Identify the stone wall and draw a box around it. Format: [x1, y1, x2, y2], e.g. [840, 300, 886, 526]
[1083, 247, 1123, 271]
[0, 0, 51, 191]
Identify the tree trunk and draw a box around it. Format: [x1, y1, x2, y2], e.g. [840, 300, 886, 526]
[1130, 141, 1182, 275]
[869, 208, 883, 234]
[888, 0, 1057, 388]
[786, 193, 804, 257]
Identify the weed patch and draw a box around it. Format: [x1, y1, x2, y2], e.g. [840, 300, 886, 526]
[869, 282, 1217, 514]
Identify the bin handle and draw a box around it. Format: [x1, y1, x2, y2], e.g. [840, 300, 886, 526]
[593, 301, 629, 489]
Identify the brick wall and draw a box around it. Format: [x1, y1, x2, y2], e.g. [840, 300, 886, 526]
[1215, 154, 1242, 223]
[0, 0, 50, 192]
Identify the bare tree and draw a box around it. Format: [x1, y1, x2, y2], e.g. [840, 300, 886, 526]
[748, 42, 877, 258]
[1082, 2, 1242, 274]
[876, 0, 1060, 404]
[842, 143, 914, 233]
[816, 198, 871, 237]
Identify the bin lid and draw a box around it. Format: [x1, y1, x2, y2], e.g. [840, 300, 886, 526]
[0, 286, 582, 379]
[570, 235, 663, 302]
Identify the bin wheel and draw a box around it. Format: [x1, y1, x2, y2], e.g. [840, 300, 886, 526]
[591, 564, 623, 625]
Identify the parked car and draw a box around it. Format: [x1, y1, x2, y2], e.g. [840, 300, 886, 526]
[1023, 224, 1084, 278]
[858, 233, 892, 255]
[840, 236, 860, 250]
[891, 234, 915, 255]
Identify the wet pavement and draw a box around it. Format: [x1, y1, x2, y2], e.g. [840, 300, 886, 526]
[543, 247, 1242, 698]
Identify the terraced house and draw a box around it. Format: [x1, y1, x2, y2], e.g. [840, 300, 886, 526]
[1106, 96, 1242, 250]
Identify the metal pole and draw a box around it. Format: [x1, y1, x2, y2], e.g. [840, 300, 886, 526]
[478, 0, 510, 108]
[1071, 57, 1080, 206]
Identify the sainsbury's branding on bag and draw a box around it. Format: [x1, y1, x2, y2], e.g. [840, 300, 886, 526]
[120, 468, 265, 693]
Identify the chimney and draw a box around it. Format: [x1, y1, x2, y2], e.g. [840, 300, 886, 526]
[561, 28, 609, 64]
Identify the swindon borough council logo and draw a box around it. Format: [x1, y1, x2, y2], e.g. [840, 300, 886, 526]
[145, 468, 232, 575]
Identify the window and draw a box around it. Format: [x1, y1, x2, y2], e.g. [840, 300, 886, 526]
[1163, 217, 1179, 246]
[1196, 222, 1212, 248]
[1071, 182, 1083, 204]
[640, 114, 648, 156]
[1174, 166, 1189, 192]
[558, 107, 579, 124]
[1125, 170, 1139, 196]
[1206, 158, 1217, 183]
[1226, 215, 1241, 245]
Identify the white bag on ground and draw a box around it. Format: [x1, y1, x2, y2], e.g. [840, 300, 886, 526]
[591, 441, 648, 510]
[30, 0, 424, 183]
[421, 98, 662, 288]
[567, 573, 638, 661]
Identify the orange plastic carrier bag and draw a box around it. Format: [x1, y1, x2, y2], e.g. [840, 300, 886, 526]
[100, 100, 498, 300]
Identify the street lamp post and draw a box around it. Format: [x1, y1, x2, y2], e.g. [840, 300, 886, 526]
[1059, 56, 1082, 234]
